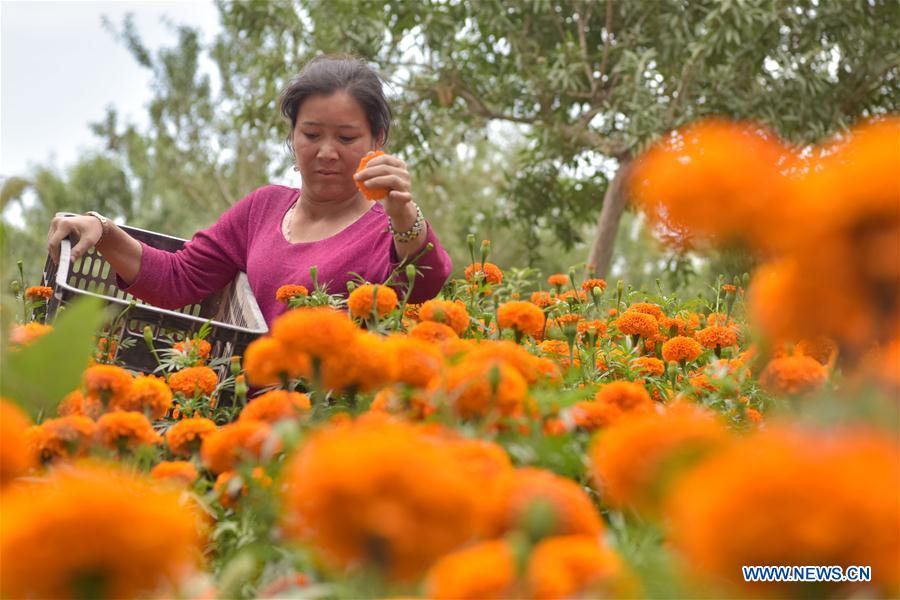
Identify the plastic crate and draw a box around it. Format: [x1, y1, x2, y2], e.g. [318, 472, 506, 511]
[41, 215, 268, 381]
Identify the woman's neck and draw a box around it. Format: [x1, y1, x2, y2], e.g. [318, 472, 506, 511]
[297, 191, 369, 222]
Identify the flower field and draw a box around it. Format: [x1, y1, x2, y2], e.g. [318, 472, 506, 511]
[1, 117, 898, 599]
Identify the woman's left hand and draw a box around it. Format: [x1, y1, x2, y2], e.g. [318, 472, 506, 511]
[354, 152, 413, 217]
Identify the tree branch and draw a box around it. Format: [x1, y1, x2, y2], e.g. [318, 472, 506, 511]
[453, 82, 540, 125]
[598, 0, 614, 83]
[576, 2, 597, 95]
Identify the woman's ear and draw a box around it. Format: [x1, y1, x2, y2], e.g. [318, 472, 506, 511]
[374, 130, 386, 149]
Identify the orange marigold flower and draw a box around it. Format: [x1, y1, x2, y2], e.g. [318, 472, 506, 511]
[662, 335, 704, 363]
[627, 302, 664, 321]
[24, 285, 53, 300]
[445, 438, 513, 484]
[383, 334, 444, 388]
[281, 418, 484, 581]
[530, 290, 557, 308]
[409, 320, 459, 344]
[111, 374, 173, 420]
[554, 313, 581, 330]
[632, 356, 665, 377]
[721, 284, 737, 294]
[543, 416, 568, 435]
[487, 467, 604, 539]
[576, 319, 607, 338]
[1, 399, 34, 486]
[689, 373, 719, 394]
[694, 325, 738, 350]
[347, 283, 399, 319]
[794, 335, 838, 366]
[243, 336, 310, 387]
[590, 406, 729, 514]
[631, 119, 790, 250]
[759, 355, 828, 396]
[9, 322, 52, 346]
[425, 539, 516, 600]
[497, 301, 546, 340]
[0, 464, 202, 599]
[321, 332, 397, 392]
[92, 336, 118, 363]
[581, 278, 607, 293]
[168, 366, 218, 398]
[29, 416, 95, 462]
[660, 315, 696, 337]
[404, 302, 422, 320]
[419, 299, 470, 335]
[369, 385, 435, 420]
[547, 273, 569, 287]
[172, 339, 212, 365]
[271, 307, 359, 360]
[214, 466, 272, 509]
[467, 340, 545, 385]
[201, 420, 274, 474]
[527, 535, 635, 600]
[706, 312, 735, 327]
[275, 284, 309, 304]
[540, 339, 578, 369]
[165, 417, 217, 457]
[465, 262, 504, 285]
[95, 411, 161, 450]
[83, 364, 133, 407]
[745, 407, 763, 423]
[355, 150, 388, 201]
[174, 338, 212, 358]
[439, 358, 528, 419]
[239, 390, 311, 423]
[568, 402, 615, 431]
[666, 427, 900, 596]
[57, 389, 103, 419]
[151, 460, 199, 486]
[591, 380, 655, 422]
[615, 311, 659, 338]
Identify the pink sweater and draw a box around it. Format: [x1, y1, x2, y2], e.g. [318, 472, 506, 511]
[120, 185, 453, 327]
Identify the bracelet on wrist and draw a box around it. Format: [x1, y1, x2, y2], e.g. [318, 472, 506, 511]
[387, 204, 424, 243]
[85, 211, 109, 244]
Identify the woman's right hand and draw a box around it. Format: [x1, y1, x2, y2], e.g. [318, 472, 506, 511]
[47, 214, 103, 265]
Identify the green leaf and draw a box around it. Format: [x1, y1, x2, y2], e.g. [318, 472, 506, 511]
[1, 297, 108, 417]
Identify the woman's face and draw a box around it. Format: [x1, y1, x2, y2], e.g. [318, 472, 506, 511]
[292, 91, 381, 203]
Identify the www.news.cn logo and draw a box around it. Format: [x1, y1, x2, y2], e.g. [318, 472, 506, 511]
[742, 565, 872, 583]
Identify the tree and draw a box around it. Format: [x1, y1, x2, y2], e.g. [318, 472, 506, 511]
[294, 0, 900, 275]
[1, 155, 136, 284]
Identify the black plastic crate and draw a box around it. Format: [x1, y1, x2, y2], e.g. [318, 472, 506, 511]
[42, 215, 268, 381]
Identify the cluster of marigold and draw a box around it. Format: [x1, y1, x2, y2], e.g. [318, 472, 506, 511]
[7, 260, 898, 597]
[208, 269, 894, 595]
[632, 116, 900, 378]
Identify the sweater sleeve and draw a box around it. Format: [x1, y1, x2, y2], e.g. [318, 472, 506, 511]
[116, 190, 256, 310]
[387, 221, 453, 303]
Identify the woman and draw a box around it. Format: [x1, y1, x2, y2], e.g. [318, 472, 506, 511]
[46, 56, 452, 327]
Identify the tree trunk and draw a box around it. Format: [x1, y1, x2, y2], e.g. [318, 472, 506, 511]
[587, 157, 633, 278]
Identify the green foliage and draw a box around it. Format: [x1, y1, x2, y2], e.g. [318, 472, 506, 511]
[0, 297, 107, 417]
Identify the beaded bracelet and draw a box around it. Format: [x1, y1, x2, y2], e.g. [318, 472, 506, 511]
[387, 203, 424, 243]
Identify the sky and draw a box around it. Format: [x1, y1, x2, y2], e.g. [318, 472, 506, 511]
[1, 0, 221, 178]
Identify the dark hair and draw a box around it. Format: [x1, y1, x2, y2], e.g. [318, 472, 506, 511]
[280, 55, 392, 153]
